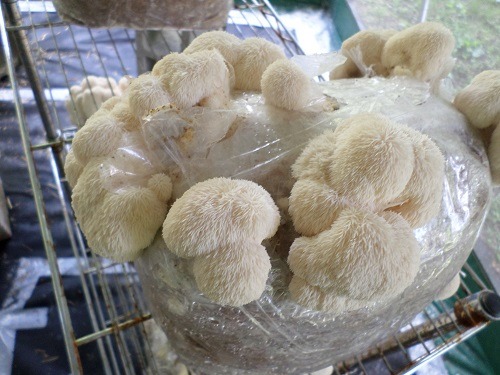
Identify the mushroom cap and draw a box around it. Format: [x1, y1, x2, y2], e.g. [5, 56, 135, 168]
[128, 74, 170, 117]
[162, 178, 280, 258]
[288, 208, 419, 300]
[156, 50, 231, 109]
[454, 70, 500, 129]
[183, 30, 242, 67]
[387, 127, 444, 227]
[100, 95, 121, 112]
[337, 29, 396, 78]
[291, 129, 338, 182]
[329, 59, 363, 80]
[289, 179, 346, 237]
[489, 123, 500, 185]
[382, 22, 455, 83]
[147, 173, 173, 203]
[193, 242, 271, 306]
[72, 113, 124, 165]
[71, 158, 110, 230]
[80, 75, 118, 92]
[328, 113, 414, 205]
[86, 187, 168, 262]
[110, 100, 141, 131]
[64, 148, 84, 188]
[233, 37, 286, 91]
[261, 59, 312, 111]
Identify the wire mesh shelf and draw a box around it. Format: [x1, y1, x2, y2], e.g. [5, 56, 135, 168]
[1, 1, 498, 374]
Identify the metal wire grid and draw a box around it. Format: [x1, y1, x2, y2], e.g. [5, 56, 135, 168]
[0, 0, 497, 374]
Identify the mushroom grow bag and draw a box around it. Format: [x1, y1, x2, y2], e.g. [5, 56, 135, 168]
[52, 0, 233, 30]
[128, 77, 491, 374]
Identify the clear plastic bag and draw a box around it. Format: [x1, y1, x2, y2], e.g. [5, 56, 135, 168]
[133, 77, 491, 374]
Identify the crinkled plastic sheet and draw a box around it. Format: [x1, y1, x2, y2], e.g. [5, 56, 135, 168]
[52, 0, 232, 30]
[127, 77, 491, 374]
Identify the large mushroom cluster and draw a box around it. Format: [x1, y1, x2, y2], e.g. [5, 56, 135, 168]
[288, 113, 444, 313]
[65, 22, 496, 315]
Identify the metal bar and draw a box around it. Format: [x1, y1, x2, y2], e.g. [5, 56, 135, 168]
[398, 323, 488, 375]
[31, 139, 71, 150]
[48, 149, 113, 375]
[6, 20, 66, 30]
[260, 0, 305, 54]
[0, 5, 82, 373]
[419, 0, 430, 23]
[3, 0, 58, 141]
[76, 314, 152, 346]
[463, 262, 489, 291]
[72, 221, 122, 374]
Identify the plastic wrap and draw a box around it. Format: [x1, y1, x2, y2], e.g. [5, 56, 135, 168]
[52, 0, 232, 30]
[131, 77, 491, 374]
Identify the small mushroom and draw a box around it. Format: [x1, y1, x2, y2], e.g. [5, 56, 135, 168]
[64, 148, 84, 188]
[193, 242, 272, 306]
[454, 70, 500, 129]
[330, 29, 396, 79]
[233, 37, 286, 91]
[128, 74, 171, 117]
[327, 114, 414, 205]
[162, 177, 280, 306]
[152, 50, 231, 109]
[387, 127, 444, 227]
[289, 179, 346, 237]
[183, 30, 242, 67]
[382, 22, 455, 84]
[163, 177, 280, 258]
[71, 113, 124, 165]
[86, 186, 169, 262]
[261, 59, 312, 111]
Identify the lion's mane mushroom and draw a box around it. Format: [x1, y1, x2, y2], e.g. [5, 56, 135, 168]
[454, 70, 500, 184]
[381, 22, 455, 85]
[128, 74, 171, 117]
[64, 148, 84, 188]
[162, 177, 280, 306]
[65, 75, 130, 127]
[233, 37, 286, 91]
[71, 112, 126, 165]
[183, 30, 242, 68]
[287, 113, 444, 314]
[261, 59, 312, 111]
[71, 148, 173, 262]
[152, 50, 231, 109]
[330, 29, 396, 79]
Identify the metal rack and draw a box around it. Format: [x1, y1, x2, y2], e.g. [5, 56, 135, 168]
[0, 1, 498, 374]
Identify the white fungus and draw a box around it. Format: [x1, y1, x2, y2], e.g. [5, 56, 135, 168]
[193, 242, 272, 306]
[330, 29, 396, 79]
[162, 177, 280, 258]
[233, 37, 286, 91]
[261, 59, 312, 111]
[382, 22, 455, 84]
[183, 30, 242, 67]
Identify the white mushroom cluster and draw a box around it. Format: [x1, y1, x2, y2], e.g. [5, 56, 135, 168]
[331, 22, 455, 88]
[454, 70, 500, 184]
[65, 32, 291, 263]
[162, 178, 280, 306]
[65, 75, 130, 128]
[288, 113, 445, 314]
